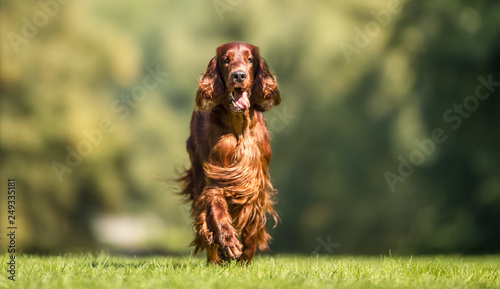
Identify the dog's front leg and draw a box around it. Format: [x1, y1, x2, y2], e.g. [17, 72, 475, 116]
[193, 188, 242, 263]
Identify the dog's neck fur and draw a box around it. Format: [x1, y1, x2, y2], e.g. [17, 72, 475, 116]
[216, 106, 256, 138]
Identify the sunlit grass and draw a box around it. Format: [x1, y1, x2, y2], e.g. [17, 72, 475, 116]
[1, 254, 498, 289]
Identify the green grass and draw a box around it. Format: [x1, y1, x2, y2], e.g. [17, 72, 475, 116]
[1, 254, 499, 289]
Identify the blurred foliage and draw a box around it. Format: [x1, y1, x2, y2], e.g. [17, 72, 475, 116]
[0, 0, 498, 255]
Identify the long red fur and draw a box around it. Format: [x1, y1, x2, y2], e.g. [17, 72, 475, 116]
[178, 41, 281, 264]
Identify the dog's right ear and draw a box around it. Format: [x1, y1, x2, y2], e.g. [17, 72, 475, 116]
[195, 57, 224, 112]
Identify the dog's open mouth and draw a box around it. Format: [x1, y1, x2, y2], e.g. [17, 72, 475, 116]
[229, 88, 250, 113]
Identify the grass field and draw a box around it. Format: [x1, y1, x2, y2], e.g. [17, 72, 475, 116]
[1, 254, 498, 289]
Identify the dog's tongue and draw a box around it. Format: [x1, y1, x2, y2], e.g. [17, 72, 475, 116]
[234, 90, 250, 109]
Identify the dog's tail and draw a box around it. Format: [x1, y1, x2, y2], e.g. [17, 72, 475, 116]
[176, 167, 195, 203]
[155, 165, 194, 204]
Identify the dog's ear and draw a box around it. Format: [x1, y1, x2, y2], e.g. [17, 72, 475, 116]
[252, 57, 281, 112]
[195, 57, 224, 112]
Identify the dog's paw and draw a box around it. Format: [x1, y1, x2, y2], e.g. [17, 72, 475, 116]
[215, 223, 242, 259]
[220, 232, 243, 259]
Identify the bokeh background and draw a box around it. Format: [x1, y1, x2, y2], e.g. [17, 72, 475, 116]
[1, 0, 499, 256]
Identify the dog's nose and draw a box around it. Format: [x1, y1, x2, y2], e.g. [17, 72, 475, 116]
[231, 71, 247, 83]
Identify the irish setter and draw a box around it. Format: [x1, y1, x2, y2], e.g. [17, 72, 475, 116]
[179, 41, 281, 264]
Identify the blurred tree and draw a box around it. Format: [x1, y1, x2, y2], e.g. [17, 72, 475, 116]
[0, 0, 498, 255]
[271, 0, 500, 255]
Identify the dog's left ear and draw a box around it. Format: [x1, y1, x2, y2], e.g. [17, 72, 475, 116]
[252, 56, 281, 112]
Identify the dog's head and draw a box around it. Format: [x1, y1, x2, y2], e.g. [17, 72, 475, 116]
[195, 41, 281, 114]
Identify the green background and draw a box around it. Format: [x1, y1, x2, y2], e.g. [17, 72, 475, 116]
[0, 0, 499, 256]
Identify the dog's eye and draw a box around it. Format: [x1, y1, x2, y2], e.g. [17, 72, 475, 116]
[223, 58, 230, 64]
[247, 57, 253, 63]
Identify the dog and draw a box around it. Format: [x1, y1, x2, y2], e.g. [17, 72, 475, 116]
[179, 41, 281, 264]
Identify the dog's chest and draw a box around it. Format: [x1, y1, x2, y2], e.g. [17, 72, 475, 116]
[205, 131, 264, 193]
[228, 133, 261, 165]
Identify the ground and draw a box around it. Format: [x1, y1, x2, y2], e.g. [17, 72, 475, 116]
[1, 254, 498, 289]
